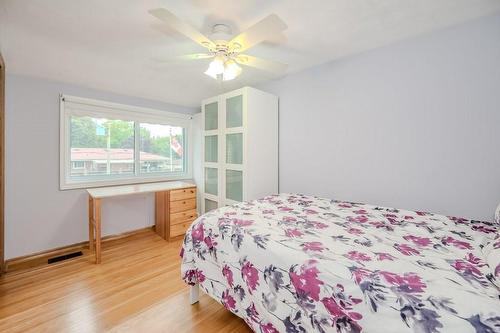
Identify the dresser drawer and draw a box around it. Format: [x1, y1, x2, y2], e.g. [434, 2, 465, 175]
[170, 187, 197, 202]
[170, 198, 196, 213]
[170, 219, 195, 238]
[170, 209, 198, 225]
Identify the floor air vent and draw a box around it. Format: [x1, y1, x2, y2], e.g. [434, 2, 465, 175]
[48, 251, 83, 264]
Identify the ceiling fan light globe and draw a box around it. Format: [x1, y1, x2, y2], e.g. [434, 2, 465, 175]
[223, 60, 242, 81]
[205, 56, 225, 79]
[213, 56, 226, 72]
[204, 68, 218, 79]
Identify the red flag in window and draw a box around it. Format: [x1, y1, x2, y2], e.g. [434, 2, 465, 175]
[171, 137, 183, 156]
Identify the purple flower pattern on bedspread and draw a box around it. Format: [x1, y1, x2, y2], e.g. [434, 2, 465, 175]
[181, 194, 500, 333]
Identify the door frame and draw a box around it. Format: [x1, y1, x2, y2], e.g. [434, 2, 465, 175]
[0, 53, 5, 273]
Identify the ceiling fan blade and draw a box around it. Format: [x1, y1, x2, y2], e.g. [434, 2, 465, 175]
[152, 53, 214, 63]
[236, 54, 288, 74]
[229, 14, 287, 52]
[149, 8, 215, 49]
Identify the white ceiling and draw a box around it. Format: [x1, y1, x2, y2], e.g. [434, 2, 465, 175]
[1, 0, 500, 107]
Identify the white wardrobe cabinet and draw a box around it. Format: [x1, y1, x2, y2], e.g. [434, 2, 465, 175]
[201, 87, 278, 213]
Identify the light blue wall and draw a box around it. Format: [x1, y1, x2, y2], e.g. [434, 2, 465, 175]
[260, 14, 500, 221]
[5, 13, 500, 258]
[5, 74, 197, 259]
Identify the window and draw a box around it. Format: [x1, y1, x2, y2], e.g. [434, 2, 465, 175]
[60, 95, 192, 189]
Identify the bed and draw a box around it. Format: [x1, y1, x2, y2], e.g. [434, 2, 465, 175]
[181, 193, 499, 333]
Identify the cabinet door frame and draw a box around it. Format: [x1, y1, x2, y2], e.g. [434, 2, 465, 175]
[221, 88, 247, 206]
[201, 95, 221, 214]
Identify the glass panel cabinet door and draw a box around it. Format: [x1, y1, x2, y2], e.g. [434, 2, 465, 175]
[226, 95, 243, 128]
[226, 169, 243, 201]
[204, 199, 218, 213]
[204, 168, 218, 195]
[205, 102, 218, 130]
[204, 135, 218, 162]
[226, 133, 243, 164]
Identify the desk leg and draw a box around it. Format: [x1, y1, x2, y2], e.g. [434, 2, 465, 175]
[88, 195, 94, 253]
[95, 198, 102, 264]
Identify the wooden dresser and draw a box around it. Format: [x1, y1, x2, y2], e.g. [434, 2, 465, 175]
[155, 185, 198, 240]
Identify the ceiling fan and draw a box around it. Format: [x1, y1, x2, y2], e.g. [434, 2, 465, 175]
[149, 8, 288, 81]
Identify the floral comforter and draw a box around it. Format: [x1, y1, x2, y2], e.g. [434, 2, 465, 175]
[181, 194, 499, 333]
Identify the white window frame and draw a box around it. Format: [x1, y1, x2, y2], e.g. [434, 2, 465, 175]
[60, 94, 193, 190]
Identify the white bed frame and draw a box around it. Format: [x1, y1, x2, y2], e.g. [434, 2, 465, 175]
[190, 283, 200, 304]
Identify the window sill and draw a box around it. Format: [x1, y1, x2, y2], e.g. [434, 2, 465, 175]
[60, 173, 192, 190]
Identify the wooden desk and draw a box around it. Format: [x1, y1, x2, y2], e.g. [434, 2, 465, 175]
[87, 181, 197, 264]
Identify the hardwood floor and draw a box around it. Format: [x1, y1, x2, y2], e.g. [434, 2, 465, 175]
[0, 229, 252, 333]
